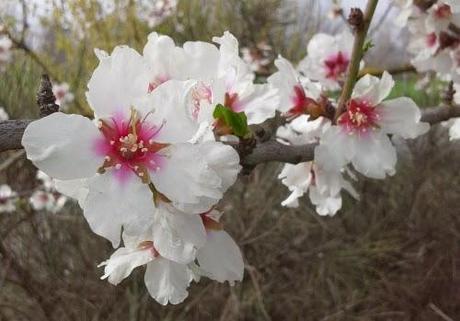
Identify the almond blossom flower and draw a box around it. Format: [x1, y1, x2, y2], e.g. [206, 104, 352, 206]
[29, 171, 67, 213]
[196, 210, 244, 284]
[268, 56, 323, 119]
[0, 184, 16, 213]
[298, 31, 357, 91]
[277, 115, 358, 216]
[315, 72, 430, 179]
[99, 229, 197, 305]
[143, 31, 279, 126]
[0, 107, 9, 120]
[29, 190, 67, 213]
[22, 46, 240, 247]
[0, 34, 12, 71]
[100, 210, 243, 305]
[407, 3, 460, 81]
[52, 82, 75, 111]
[393, 0, 415, 27]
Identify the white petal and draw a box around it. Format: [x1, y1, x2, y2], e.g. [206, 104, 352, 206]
[278, 163, 313, 193]
[144, 258, 192, 305]
[87, 46, 151, 118]
[378, 97, 430, 138]
[309, 187, 342, 216]
[100, 247, 154, 285]
[237, 83, 279, 125]
[83, 173, 155, 247]
[351, 132, 397, 179]
[197, 141, 240, 191]
[151, 143, 224, 214]
[153, 204, 206, 264]
[280, 188, 302, 208]
[315, 126, 355, 172]
[268, 56, 299, 113]
[182, 41, 220, 79]
[139, 80, 200, 143]
[22, 113, 103, 180]
[143, 32, 187, 81]
[197, 230, 244, 284]
[353, 71, 394, 106]
[54, 178, 89, 207]
[213, 31, 253, 82]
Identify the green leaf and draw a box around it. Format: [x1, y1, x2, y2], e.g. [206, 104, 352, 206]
[363, 40, 374, 53]
[213, 104, 250, 138]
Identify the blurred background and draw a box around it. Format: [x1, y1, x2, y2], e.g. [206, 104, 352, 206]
[0, 0, 459, 320]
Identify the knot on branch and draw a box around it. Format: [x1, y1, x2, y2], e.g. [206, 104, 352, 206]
[348, 8, 364, 31]
[36, 74, 59, 117]
[237, 136, 257, 175]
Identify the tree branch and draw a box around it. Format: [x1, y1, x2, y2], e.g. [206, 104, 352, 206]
[1, 105, 458, 166]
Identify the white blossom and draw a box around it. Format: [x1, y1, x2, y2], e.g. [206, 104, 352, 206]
[0, 184, 16, 213]
[298, 31, 358, 91]
[29, 190, 66, 213]
[143, 31, 279, 125]
[268, 56, 323, 118]
[52, 82, 75, 111]
[277, 115, 358, 216]
[316, 72, 429, 179]
[22, 46, 241, 248]
[100, 208, 243, 305]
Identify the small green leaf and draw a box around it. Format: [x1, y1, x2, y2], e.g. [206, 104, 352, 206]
[363, 40, 374, 53]
[213, 104, 250, 138]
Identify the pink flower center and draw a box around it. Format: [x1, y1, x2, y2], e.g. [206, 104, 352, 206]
[95, 109, 168, 184]
[324, 51, 350, 80]
[434, 4, 452, 19]
[288, 85, 317, 117]
[338, 99, 380, 135]
[426, 32, 437, 48]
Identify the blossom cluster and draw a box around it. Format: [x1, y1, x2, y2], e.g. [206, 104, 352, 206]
[21, 29, 430, 304]
[393, 0, 460, 141]
[0, 172, 68, 214]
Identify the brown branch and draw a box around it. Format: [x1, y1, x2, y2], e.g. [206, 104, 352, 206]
[0, 106, 459, 166]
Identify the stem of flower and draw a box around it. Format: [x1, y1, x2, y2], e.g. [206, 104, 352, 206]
[334, 0, 379, 122]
